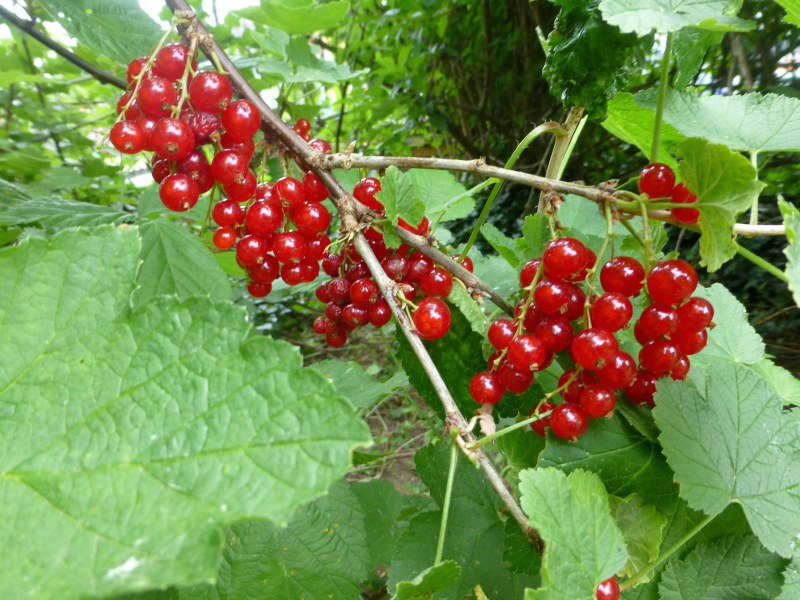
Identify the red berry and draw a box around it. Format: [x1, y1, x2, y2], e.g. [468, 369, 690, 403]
[399, 216, 430, 236]
[454, 254, 473, 273]
[155, 43, 195, 81]
[676, 297, 714, 333]
[137, 77, 177, 118]
[675, 329, 708, 355]
[671, 355, 691, 380]
[342, 304, 369, 326]
[351, 278, 379, 305]
[625, 369, 659, 406]
[580, 385, 616, 419]
[151, 159, 172, 184]
[516, 302, 542, 334]
[247, 280, 272, 298]
[570, 328, 619, 370]
[294, 118, 311, 135]
[255, 183, 276, 202]
[346, 261, 371, 283]
[469, 371, 505, 405]
[304, 259, 321, 282]
[109, 121, 146, 154]
[507, 335, 547, 371]
[520, 258, 542, 288]
[116, 92, 141, 121]
[186, 111, 223, 146]
[212, 199, 244, 227]
[647, 260, 698, 305]
[420, 267, 453, 297]
[543, 237, 588, 279]
[534, 278, 574, 316]
[638, 304, 678, 339]
[294, 202, 331, 237]
[313, 316, 327, 334]
[550, 403, 588, 439]
[368, 237, 389, 262]
[563, 285, 586, 322]
[245, 201, 282, 238]
[565, 248, 596, 283]
[212, 150, 249, 186]
[488, 319, 517, 350]
[368, 301, 392, 327]
[326, 330, 347, 348]
[236, 235, 268, 267]
[175, 149, 210, 181]
[325, 302, 344, 322]
[222, 99, 261, 141]
[308, 138, 331, 155]
[159, 173, 199, 211]
[322, 253, 343, 277]
[249, 255, 280, 284]
[382, 255, 410, 281]
[274, 177, 306, 209]
[126, 57, 152, 83]
[498, 360, 534, 394]
[213, 227, 237, 250]
[189, 71, 233, 112]
[530, 401, 557, 437]
[315, 283, 330, 303]
[536, 315, 573, 353]
[638, 163, 676, 198]
[413, 298, 451, 340]
[600, 256, 645, 297]
[280, 262, 306, 285]
[670, 183, 700, 224]
[303, 172, 329, 202]
[639, 340, 683, 376]
[595, 351, 636, 389]
[272, 231, 306, 264]
[328, 277, 352, 305]
[222, 171, 256, 202]
[150, 118, 194, 161]
[353, 177, 384, 211]
[590, 293, 632, 332]
[407, 253, 435, 283]
[220, 132, 255, 159]
[596, 576, 620, 600]
[558, 369, 597, 404]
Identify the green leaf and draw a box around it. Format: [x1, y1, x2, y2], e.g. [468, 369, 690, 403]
[37, 0, 161, 65]
[250, 28, 290, 58]
[748, 358, 800, 407]
[137, 185, 211, 223]
[519, 468, 627, 600]
[407, 169, 477, 222]
[609, 494, 666, 580]
[471, 252, 519, 313]
[521, 214, 548, 258]
[653, 359, 800, 557]
[376, 166, 426, 235]
[778, 556, 800, 599]
[602, 93, 683, 171]
[284, 37, 363, 83]
[0, 226, 371, 599]
[672, 29, 724, 89]
[180, 480, 371, 600]
[635, 88, 800, 153]
[659, 535, 787, 600]
[775, 0, 800, 25]
[598, 0, 754, 35]
[235, 0, 350, 35]
[133, 220, 232, 307]
[312, 359, 409, 410]
[779, 199, 800, 308]
[481, 223, 525, 268]
[445, 284, 489, 337]
[496, 426, 546, 475]
[676, 138, 765, 271]
[0, 197, 132, 229]
[392, 561, 462, 600]
[351, 479, 403, 568]
[503, 518, 543, 577]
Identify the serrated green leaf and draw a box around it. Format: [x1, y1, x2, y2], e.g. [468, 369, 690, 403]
[133, 220, 232, 307]
[659, 535, 787, 600]
[635, 88, 800, 152]
[653, 359, 800, 557]
[748, 359, 800, 407]
[673, 29, 724, 89]
[250, 28, 290, 58]
[779, 199, 800, 307]
[392, 561, 462, 600]
[445, 283, 489, 337]
[0, 197, 132, 229]
[351, 479, 403, 568]
[522, 214, 548, 258]
[602, 93, 683, 171]
[376, 166, 426, 234]
[496, 426, 546, 474]
[471, 252, 519, 312]
[407, 169, 477, 222]
[215, 250, 246, 277]
[312, 359, 408, 410]
[285, 36, 363, 83]
[609, 495, 666, 580]
[137, 185, 211, 223]
[676, 138, 765, 271]
[614, 400, 660, 442]
[0, 226, 371, 599]
[481, 223, 525, 268]
[599, 0, 754, 35]
[235, 0, 350, 35]
[37, 0, 161, 65]
[383, 222, 403, 249]
[775, 0, 800, 25]
[519, 468, 627, 600]
[778, 556, 800, 599]
[503, 518, 542, 577]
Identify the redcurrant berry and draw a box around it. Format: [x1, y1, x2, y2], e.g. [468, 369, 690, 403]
[520, 258, 542, 288]
[638, 305, 678, 339]
[236, 235, 268, 267]
[639, 340, 683, 376]
[600, 256, 645, 297]
[469, 371, 505, 405]
[353, 177, 383, 211]
[186, 111, 222, 146]
[342, 304, 369, 326]
[580, 385, 616, 419]
[638, 163, 676, 198]
[213, 227, 237, 250]
[675, 329, 707, 355]
[676, 297, 714, 333]
[596, 576, 620, 600]
[536, 315, 573, 353]
[413, 297, 451, 340]
[558, 369, 597, 404]
[321, 253, 343, 277]
[245, 200, 283, 238]
[272, 231, 306, 264]
[212, 199, 244, 227]
[351, 278, 379, 305]
[302, 172, 329, 202]
[220, 132, 255, 159]
[507, 334, 547, 371]
[382, 255, 410, 281]
[326, 330, 348, 348]
[530, 401, 557, 437]
[543, 237, 588, 279]
[670, 183, 700, 224]
[368, 301, 392, 327]
[137, 77, 177, 118]
[247, 280, 272, 298]
[211, 150, 249, 186]
[595, 351, 636, 389]
[488, 319, 516, 350]
[420, 267, 453, 297]
[189, 71, 233, 112]
[570, 328, 619, 370]
[274, 176, 306, 209]
[550, 403, 588, 439]
[625, 370, 659, 406]
[671, 355, 691, 380]
[249, 255, 280, 284]
[408, 253, 435, 283]
[590, 293, 633, 332]
[155, 43, 196, 82]
[159, 173, 199, 211]
[294, 202, 331, 237]
[647, 260, 698, 305]
[498, 360, 533, 394]
[222, 99, 260, 141]
[109, 121, 146, 154]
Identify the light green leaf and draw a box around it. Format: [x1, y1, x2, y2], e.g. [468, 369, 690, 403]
[180, 481, 371, 600]
[287, 37, 362, 83]
[519, 468, 627, 600]
[312, 359, 408, 410]
[351, 479, 403, 569]
[609, 494, 666, 580]
[250, 28, 290, 58]
[692, 283, 764, 364]
[406, 169, 477, 222]
[775, 0, 800, 25]
[137, 185, 211, 223]
[779, 199, 800, 308]
[778, 556, 800, 599]
[599, 0, 754, 35]
[446, 284, 489, 337]
[37, 0, 161, 65]
[481, 223, 525, 268]
[602, 93, 683, 171]
[653, 359, 800, 557]
[392, 561, 462, 600]
[376, 166, 426, 235]
[236, 0, 350, 35]
[659, 535, 787, 600]
[635, 88, 800, 152]
[26, 166, 91, 195]
[0, 197, 132, 229]
[471, 252, 519, 312]
[677, 138, 765, 271]
[522, 214, 548, 258]
[215, 250, 246, 277]
[496, 427, 546, 475]
[673, 29, 724, 89]
[0, 226, 371, 599]
[0, 69, 50, 87]
[748, 359, 800, 407]
[133, 220, 232, 307]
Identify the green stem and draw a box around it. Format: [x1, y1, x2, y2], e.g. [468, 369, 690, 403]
[735, 243, 789, 283]
[557, 115, 588, 180]
[650, 32, 674, 164]
[640, 202, 654, 273]
[749, 151, 759, 226]
[460, 122, 567, 259]
[616, 200, 676, 212]
[620, 513, 714, 591]
[434, 442, 459, 565]
[466, 410, 553, 450]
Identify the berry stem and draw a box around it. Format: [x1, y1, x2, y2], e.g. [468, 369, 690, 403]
[173, 33, 199, 116]
[734, 242, 789, 283]
[466, 410, 553, 450]
[538, 106, 584, 214]
[616, 200, 676, 212]
[620, 513, 714, 591]
[515, 258, 545, 335]
[582, 202, 614, 325]
[749, 151, 759, 225]
[434, 441, 459, 565]
[650, 32, 674, 164]
[639, 202, 654, 273]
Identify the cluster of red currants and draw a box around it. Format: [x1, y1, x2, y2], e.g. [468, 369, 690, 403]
[467, 235, 713, 442]
[311, 176, 466, 347]
[638, 162, 699, 225]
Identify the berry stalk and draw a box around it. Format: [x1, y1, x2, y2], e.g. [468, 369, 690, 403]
[434, 441, 459, 566]
[650, 32, 674, 164]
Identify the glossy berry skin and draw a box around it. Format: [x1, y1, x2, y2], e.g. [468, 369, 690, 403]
[196, 169, 216, 194]
[368, 301, 392, 327]
[274, 177, 306, 209]
[676, 329, 708, 355]
[596, 351, 637, 389]
[670, 183, 700, 224]
[213, 227, 237, 250]
[565, 248, 596, 283]
[420, 267, 453, 297]
[559, 369, 597, 404]
[580, 385, 616, 419]
[273, 232, 306, 264]
[455, 254, 474, 273]
[151, 159, 171, 184]
[247, 281, 271, 298]
[353, 177, 383, 211]
[550, 403, 588, 439]
[212, 199, 244, 227]
[328, 278, 352, 306]
[245, 201, 283, 238]
[469, 371, 505, 405]
[408, 253, 435, 283]
[413, 298, 451, 341]
[189, 71, 233, 112]
[249, 255, 279, 284]
[639, 340, 683, 376]
[236, 235, 268, 267]
[159, 174, 199, 212]
[346, 262, 371, 283]
[116, 92, 141, 121]
[307, 235, 330, 262]
[590, 293, 632, 332]
[671, 355, 691, 380]
[625, 370, 659, 406]
[186, 111, 222, 146]
[638, 305, 678, 339]
[382, 255, 409, 281]
[222, 99, 261, 141]
[507, 335, 547, 371]
[497, 361, 533, 394]
[281, 262, 306, 286]
[313, 316, 327, 334]
[638, 163, 676, 198]
[647, 260, 698, 305]
[530, 401, 557, 437]
[150, 118, 194, 161]
[600, 257, 646, 297]
[536, 315, 573, 353]
[126, 57, 152, 83]
[315, 283, 330, 303]
[571, 328, 619, 370]
[520, 258, 542, 288]
[294, 118, 311, 135]
[212, 150, 249, 186]
[303, 172, 329, 202]
[220, 132, 255, 159]
[321, 253, 343, 277]
[488, 319, 517, 350]
[596, 576, 620, 600]
[676, 297, 714, 333]
[137, 77, 177, 118]
[563, 285, 587, 322]
[176, 149, 210, 180]
[518, 303, 542, 334]
[294, 202, 331, 237]
[326, 330, 347, 348]
[155, 43, 194, 81]
[534, 278, 573, 315]
[543, 237, 588, 279]
[325, 302, 344, 322]
[255, 183, 276, 202]
[109, 121, 146, 154]
[351, 278, 379, 305]
[634, 320, 653, 346]
[342, 304, 369, 326]
[223, 171, 257, 202]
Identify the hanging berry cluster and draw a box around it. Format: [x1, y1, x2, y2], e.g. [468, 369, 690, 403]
[639, 162, 699, 224]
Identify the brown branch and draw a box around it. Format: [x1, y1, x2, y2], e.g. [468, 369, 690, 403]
[0, 5, 127, 90]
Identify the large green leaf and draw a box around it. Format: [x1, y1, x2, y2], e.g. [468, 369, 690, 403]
[235, 0, 350, 35]
[519, 468, 627, 600]
[749, 359, 800, 407]
[351, 479, 403, 569]
[653, 359, 800, 557]
[609, 494, 666, 580]
[312, 359, 409, 411]
[37, 0, 161, 65]
[481, 223, 525, 268]
[0, 226, 371, 599]
[407, 169, 476, 222]
[392, 561, 462, 600]
[692, 283, 764, 364]
[376, 166, 425, 249]
[775, 0, 800, 25]
[778, 556, 800, 599]
[598, 0, 754, 35]
[676, 138, 765, 271]
[672, 29, 724, 89]
[0, 197, 132, 229]
[779, 199, 800, 308]
[635, 88, 800, 153]
[179, 481, 371, 600]
[133, 220, 232, 307]
[658, 535, 787, 599]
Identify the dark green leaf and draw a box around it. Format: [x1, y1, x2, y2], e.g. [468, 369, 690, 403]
[496, 426, 546, 474]
[312, 359, 409, 410]
[778, 556, 800, 599]
[351, 479, 403, 568]
[503, 518, 542, 577]
[392, 561, 462, 600]
[609, 494, 666, 580]
[0, 197, 132, 229]
[673, 29, 724, 89]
